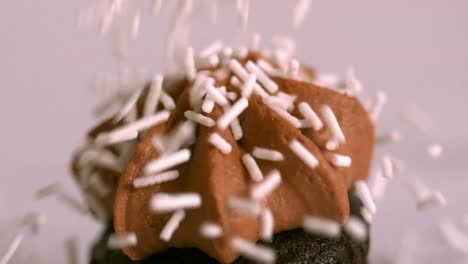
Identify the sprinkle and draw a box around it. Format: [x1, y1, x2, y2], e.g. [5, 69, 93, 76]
[375, 130, 401, 144]
[293, 0, 311, 29]
[160, 91, 176, 110]
[98, 111, 171, 146]
[131, 10, 141, 39]
[133, 170, 180, 188]
[227, 92, 238, 101]
[230, 118, 244, 141]
[329, 154, 352, 168]
[88, 173, 111, 196]
[0, 228, 27, 264]
[289, 139, 319, 169]
[354, 180, 377, 214]
[85, 193, 108, 220]
[267, 104, 302, 128]
[370, 170, 388, 201]
[360, 207, 373, 223]
[231, 237, 276, 264]
[313, 72, 340, 87]
[439, 220, 468, 254]
[249, 33, 261, 50]
[151, 193, 201, 212]
[260, 209, 274, 241]
[195, 54, 220, 69]
[234, 46, 249, 59]
[65, 236, 79, 264]
[369, 91, 387, 122]
[245, 61, 279, 94]
[252, 147, 284, 161]
[416, 191, 446, 211]
[242, 154, 264, 182]
[184, 110, 215, 127]
[155, 121, 195, 154]
[58, 191, 90, 215]
[263, 95, 293, 112]
[200, 222, 223, 239]
[298, 102, 323, 131]
[107, 232, 137, 249]
[288, 59, 300, 79]
[217, 98, 249, 129]
[190, 74, 208, 108]
[427, 143, 443, 159]
[201, 97, 215, 113]
[320, 105, 346, 144]
[381, 155, 394, 179]
[257, 59, 282, 77]
[228, 196, 262, 215]
[325, 140, 338, 151]
[20, 212, 47, 234]
[403, 105, 435, 133]
[160, 209, 186, 241]
[145, 149, 191, 175]
[113, 89, 142, 124]
[95, 129, 138, 146]
[185, 47, 196, 81]
[152, 0, 163, 16]
[78, 147, 122, 173]
[241, 74, 257, 98]
[208, 133, 232, 154]
[228, 60, 267, 97]
[204, 80, 229, 106]
[199, 40, 224, 57]
[303, 216, 341, 238]
[230, 76, 242, 88]
[250, 170, 282, 200]
[343, 216, 367, 242]
[144, 74, 164, 117]
[35, 183, 62, 199]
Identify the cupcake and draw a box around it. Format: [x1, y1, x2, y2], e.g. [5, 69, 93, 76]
[72, 50, 375, 263]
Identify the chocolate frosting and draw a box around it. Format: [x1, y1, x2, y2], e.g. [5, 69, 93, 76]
[112, 74, 374, 262]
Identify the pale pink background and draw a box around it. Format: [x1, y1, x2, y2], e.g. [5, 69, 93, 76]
[0, 0, 467, 263]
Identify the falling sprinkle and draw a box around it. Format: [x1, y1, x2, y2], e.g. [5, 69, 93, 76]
[329, 154, 352, 168]
[369, 91, 387, 122]
[145, 149, 191, 175]
[320, 105, 346, 144]
[242, 154, 264, 182]
[230, 237, 276, 264]
[289, 139, 319, 169]
[249, 33, 261, 51]
[107, 232, 137, 249]
[185, 47, 196, 81]
[200, 222, 223, 239]
[303, 216, 341, 238]
[228, 196, 262, 216]
[343, 216, 367, 242]
[245, 61, 279, 94]
[133, 170, 180, 188]
[151, 193, 201, 212]
[260, 209, 274, 241]
[354, 180, 377, 215]
[208, 133, 232, 154]
[293, 0, 311, 29]
[184, 110, 215, 127]
[427, 143, 443, 159]
[144, 74, 164, 117]
[160, 91, 176, 110]
[217, 98, 249, 129]
[113, 89, 142, 124]
[360, 207, 373, 224]
[376, 130, 401, 144]
[380, 155, 394, 179]
[160, 210, 186, 241]
[252, 147, 284, 161]
[250, 170, 282, 200]
[131, 10, 141, 39]
[199, 40, 224, 57]
[439, 220, 468, 254]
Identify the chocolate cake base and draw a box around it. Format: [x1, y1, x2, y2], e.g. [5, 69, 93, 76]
[90, 193, 369, 264]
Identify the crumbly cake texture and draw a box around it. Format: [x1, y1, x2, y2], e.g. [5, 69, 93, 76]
[91, 193, 368, 264]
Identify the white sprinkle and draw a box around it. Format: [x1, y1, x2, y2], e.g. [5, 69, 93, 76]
[155, 121, 195, 154]
[246, 61, 278, 94]
[88, 173, 111, 197]
[20, 212, 47, 234]
[320, 105, 346, 144]
[184, 110, 215, 127]
[360, 207, 373, 223]
[209, 133, 232, 154]
[230, 118, 244, 141]
[416, 191, 446, 211]
[185, 47, 196, 81]
[403, 105, 435, 133]
[151, 193, 201, 213]
[329, 154, 352, 168]
[160, 209, 186, 241]
[144, 74, 164, 117]
[58, 191, 90, 215]
[234, 46, 249, 59]
[195, 54, 220, 69]
[326, 140, 338, 151]
[427, 144, 443, 159]
[369, 91, 387, 122]
[65, 236, 79, 264]
[227, 92, 238, 101]
[152, 0, 163, 16]
[439, 220, 468, 254]
[249, 33, 261, 51]
[190, 74, 208, 108]
[133, 171, 179, 188]
[313, 72, 340, 88]
[376, 130, 401, 144]
[288, 59, 300, 79]
[231, 237, 276, 263]
[303, 216, 341, 238]
[343, 216, 367, 242]
[78, 147, 122, 172]
[99, 111, 171, 146]
[230, 76, 242, 88]
[252, 147, 284, 161]
[381, 155, 394, 179]
[242, 154, 264, 182]
[228, 60, 267, 97]
[204, 80, 229, 106]
[35, 183, 62, 199]
[263, 96, 293, 112]
[217, 98, 249, 129]
[160, 91, 176, 110]
[354, 180, 377, 215]
[200, 222, 222, 239]
[250, 170, 282, 200]
[113, 89, 142, 124]
[0, 228, 27, 264]
[107, 232, 137, 249]
[298, 102, 323, 131]
[145, 149, 191, 175]
[260, 209, 274, 241]
[228, 196, 262, 215]
[293, 0, 311, 29]
[267, 104, 301, 128]
[370, 170, 388, 201]
[131, 10, 141, 39]
[199, 40, 224, 58]
[241, 73, 257, 98]
[289, 139, 319, 169]
[85, 193, 108, 220]
[201, 96, 215, 113]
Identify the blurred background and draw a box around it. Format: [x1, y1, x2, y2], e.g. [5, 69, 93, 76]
[0, 0, 467, 263]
